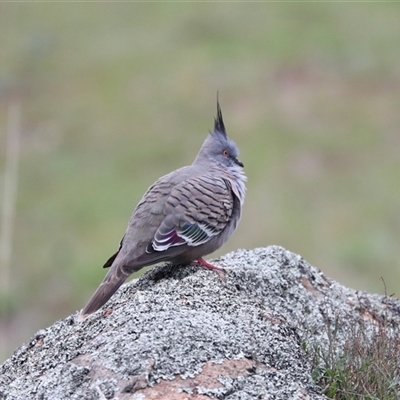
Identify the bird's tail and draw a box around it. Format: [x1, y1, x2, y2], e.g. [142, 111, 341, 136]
[77, 265, 128, 322]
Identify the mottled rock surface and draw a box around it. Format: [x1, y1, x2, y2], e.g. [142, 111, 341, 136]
[1, 246, 399, 400]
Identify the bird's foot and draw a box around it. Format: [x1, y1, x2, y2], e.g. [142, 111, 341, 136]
[191, 257, 225, 271]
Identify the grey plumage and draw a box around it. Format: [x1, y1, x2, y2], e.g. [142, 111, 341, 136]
[78, 101, 246, 320]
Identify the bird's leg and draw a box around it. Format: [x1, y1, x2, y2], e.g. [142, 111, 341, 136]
[191, 257, 225, 271]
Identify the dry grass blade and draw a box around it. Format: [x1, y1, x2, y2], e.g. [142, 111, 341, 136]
[307, 295, 400, 400]
[0, 103, 21, 360]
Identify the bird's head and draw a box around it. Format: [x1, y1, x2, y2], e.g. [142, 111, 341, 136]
[194, 100, 244, 171]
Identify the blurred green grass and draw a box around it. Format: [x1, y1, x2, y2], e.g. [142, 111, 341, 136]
[1, 3, 400, 362]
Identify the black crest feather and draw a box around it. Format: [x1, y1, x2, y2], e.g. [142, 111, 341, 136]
[214, 95, 226, 137]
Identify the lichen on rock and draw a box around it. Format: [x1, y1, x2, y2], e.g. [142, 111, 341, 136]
[1, 246, 399, 400]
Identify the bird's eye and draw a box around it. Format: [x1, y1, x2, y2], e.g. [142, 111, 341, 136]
[222, 149, 229, 157]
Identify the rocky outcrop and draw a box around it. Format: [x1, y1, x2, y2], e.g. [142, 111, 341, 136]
[1, 246, 399, 399]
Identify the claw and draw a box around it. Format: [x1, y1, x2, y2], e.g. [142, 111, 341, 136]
[191, 257, 225, 271]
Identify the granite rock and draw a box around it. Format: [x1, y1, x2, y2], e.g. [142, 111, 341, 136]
[1, 246, 399, 400]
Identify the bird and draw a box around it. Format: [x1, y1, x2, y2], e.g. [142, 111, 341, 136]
[78, 100, 246, 321]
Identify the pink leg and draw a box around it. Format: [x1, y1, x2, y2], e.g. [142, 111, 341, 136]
[191, 257, 225, 271]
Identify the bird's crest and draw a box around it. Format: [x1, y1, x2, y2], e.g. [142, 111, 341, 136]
[214, 95, 226, 137]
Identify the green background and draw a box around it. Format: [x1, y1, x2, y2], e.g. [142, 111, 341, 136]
[1, 3, 400, 362]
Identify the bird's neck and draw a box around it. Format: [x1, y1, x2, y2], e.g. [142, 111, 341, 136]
[208, 164, 247, 205]
[227, 165, 247, 205]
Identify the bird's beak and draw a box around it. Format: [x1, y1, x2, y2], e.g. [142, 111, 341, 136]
[235, 158, 244, 168]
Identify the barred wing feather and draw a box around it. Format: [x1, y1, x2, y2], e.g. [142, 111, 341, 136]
[148, 176, 233, 253]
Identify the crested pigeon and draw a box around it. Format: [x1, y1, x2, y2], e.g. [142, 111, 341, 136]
[78, 101, 246, 320]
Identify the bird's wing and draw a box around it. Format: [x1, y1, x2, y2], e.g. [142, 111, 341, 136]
[102, 167, 194, 269]
[147, 175, 234, 253]
[103, 235, 125, 268]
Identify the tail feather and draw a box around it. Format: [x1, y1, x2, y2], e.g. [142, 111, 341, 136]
[78, 268, 128, 321]
[78, 242, 198, 322]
